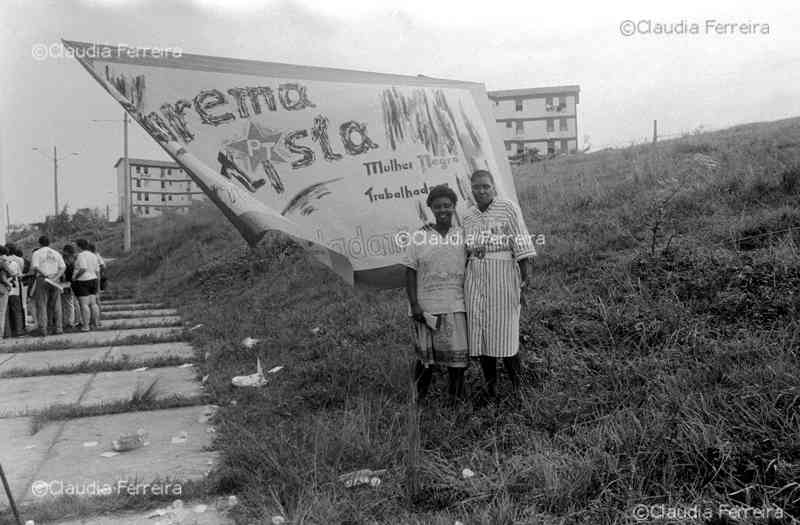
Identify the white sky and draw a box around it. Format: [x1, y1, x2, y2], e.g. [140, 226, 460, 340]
[1, 0, 798, 223]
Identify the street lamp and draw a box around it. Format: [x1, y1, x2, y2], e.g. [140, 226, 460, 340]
[32, 147, 79, 216]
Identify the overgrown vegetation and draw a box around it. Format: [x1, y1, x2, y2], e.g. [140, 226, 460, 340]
[83, 117, 800, 523]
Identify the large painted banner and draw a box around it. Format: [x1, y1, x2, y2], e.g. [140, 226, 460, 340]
[65, 40, 520, 287]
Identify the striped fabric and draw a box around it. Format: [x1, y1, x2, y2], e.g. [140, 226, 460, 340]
[462, 199, 535, 357]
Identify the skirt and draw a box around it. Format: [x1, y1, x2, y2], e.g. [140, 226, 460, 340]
[410, 312, 469, 368]
[73, 279, 98, 297]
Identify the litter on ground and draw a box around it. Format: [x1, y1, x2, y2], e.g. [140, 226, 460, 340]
[112, 429, 149, 452]
[241, 336, 261, 348]
[338, 468, 387, 488]
[232, 357, 267, 387]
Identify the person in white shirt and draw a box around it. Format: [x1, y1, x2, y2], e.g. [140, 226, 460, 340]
[89, 242, 106, 316]
[0, 246, 12, 338]
[3, 244, 24, 337]
[31, 235, 66, 336]
[73, 239, 101, 331]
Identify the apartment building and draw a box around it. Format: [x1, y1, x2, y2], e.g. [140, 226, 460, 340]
[488, 85, 580, 157]
[114, 158, 205, 218]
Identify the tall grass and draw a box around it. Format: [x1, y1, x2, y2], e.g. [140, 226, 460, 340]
[103, 117, 800, 523]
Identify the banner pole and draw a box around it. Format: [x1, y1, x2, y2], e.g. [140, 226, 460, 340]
[0, 462, 23, 525]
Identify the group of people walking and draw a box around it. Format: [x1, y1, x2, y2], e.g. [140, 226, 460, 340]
[403, 169, 536, 404]
[0, 236, 106, 337]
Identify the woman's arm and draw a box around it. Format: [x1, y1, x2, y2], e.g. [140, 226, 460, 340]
[405, 267, 424, 322]
[73, 255, 86, 280]
[518, 257, 532, 285]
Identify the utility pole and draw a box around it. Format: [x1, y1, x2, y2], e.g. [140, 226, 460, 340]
[53, 146, 58, 215]
[32, 147, 79, 218]
[92, 111, 131, 251]
[123, 113, 131, 252]
[652, 120, 658, 144]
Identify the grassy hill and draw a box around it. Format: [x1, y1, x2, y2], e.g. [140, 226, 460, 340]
[106, 116, 800, 524]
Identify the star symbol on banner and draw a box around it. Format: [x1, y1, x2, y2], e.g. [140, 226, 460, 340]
[226, 122, 290, 171]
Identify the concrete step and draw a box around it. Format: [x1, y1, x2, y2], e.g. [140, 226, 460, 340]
[2, 405, 219, 505]
[102, 309, 179, 319]
[101, 316, 183, 329]
[0, 343, 196, 376]
[101, 299, 144, 306]
[0, 366, 202, 418]
[102, 303, 166, 311]
[50, 500, 234, 524]
[0, 327, 184, 353]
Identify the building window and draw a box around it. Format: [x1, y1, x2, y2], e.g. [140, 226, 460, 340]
[559, 118, 568, 131]
[161, 194, 166, 202]
[546, 119, 554, 132]
[135, 166, 141, 173]
[169, 195, 173, 201]
[135, 179, 141, 188]
[144, 193, 149, 201]
[514, 99, 523, 111]
[546, 96, 553, 106]
[517, 144, 524, 154]
[558, 96, 567, 110]
[187, 183, 191, 191]
[160, 168, 165, 176]
[143, 167, 149, 174]
[167, 168, 172, 175]
[547, 140, 556, 154]
[136, 192, 141, 201]
[515, 121, 524, 135]
[145, 206, 149, 215]
[505, 121, 512, 129]
[560, 139, 569, 152]
[161, 181, 165, 189]
[505, 142, 511, 151]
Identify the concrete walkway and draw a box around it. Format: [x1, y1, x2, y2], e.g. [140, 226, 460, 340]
[0, 296, 229, 524]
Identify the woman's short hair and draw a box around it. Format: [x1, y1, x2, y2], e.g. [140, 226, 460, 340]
[470, 169, 495, 184]
[75, 239, 89, 250]
[426, 184, 458, 207]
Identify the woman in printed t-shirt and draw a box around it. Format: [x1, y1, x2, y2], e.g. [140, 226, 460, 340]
[402, 184, 469, 404]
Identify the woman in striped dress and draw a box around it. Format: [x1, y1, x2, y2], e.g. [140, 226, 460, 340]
[463, 170, 536, 398]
